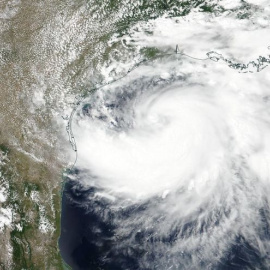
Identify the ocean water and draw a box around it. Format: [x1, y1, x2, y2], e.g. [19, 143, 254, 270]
[59, 1, 270, 269]
[60, 178, 270, 270]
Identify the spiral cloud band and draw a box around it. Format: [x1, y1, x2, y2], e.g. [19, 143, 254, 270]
[68, 54, 270, 269]
[63, 7, 270, 268]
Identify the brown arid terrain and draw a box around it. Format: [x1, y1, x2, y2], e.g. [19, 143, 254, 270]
[0, 0, 261, 269]
[0, 2, 70, 268]
[0, 1, 158, 268]
[0, 0, 141, 268]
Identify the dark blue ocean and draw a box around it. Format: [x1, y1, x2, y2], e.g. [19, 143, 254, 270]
[59, 176, 270, 270]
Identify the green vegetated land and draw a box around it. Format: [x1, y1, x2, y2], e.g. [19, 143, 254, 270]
[0, 144, 63, 269]
[0, 0, 255, 268]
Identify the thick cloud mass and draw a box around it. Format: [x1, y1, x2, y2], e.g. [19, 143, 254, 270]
[65, 7, 270, 269]
[69, 55, 270, 269]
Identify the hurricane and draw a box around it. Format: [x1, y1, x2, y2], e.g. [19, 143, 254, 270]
[61, 12, 270, 270]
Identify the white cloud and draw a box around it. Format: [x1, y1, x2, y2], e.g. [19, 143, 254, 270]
[67, 4, 270, 268]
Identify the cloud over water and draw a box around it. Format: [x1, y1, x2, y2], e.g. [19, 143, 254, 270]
[65, 7, 270, 269]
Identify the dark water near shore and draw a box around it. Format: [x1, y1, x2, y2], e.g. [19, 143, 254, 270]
[59, 179, 269, 270]
[59, 180, 141, 270]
